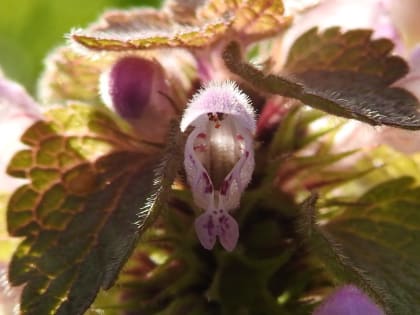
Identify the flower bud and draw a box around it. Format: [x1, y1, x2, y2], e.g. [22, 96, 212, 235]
[313, 285, 385, 315]
[101, 56, 155, 119]
[100, 55, 175, 142]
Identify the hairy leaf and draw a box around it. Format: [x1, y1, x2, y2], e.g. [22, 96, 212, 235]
[6, 104, 182, 315]
[71, 7, 231, 51]
[71, 0, 291, 52]
[223, 28, 420, 130]
[164, 0, 205, 23]
[198, 0, 291, 42]
[299, 194, 390, 313]
[325, 177, 420, 315]
[301, 177, 420, 315]
[39, 47, 110, 105]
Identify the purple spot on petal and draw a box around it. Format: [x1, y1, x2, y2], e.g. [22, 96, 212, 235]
[189, 155, 195, 165]
[202, 172, 213, 193]
[220, 180, 230, 195]
[203, 215, 215, 235]
[195, 212, 217, 250]
[218, 212, 239, 252]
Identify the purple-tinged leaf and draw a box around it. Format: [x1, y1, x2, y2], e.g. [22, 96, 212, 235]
[71, 1, 291, 53]
[197, 0, 292, 43]
[223, 28, 420, 130]
[71, 8, 231, 52]
[6, 104, 182, 315]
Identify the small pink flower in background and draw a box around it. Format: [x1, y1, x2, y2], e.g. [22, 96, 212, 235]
[312, 285, 385, 315]
[0, 266, 20, 315]
[0, 72, 41, 192]
[181, 81, 255, 251]
[387, 0, 420, 48]
[0, 72, 36, 314]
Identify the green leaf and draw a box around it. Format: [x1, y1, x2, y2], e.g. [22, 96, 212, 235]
[301, 177, 420, 315]
[268, 106, 339, 156]
[0, 193, 19, 263]
[326, 177, 420, 315]
[223, 28, 420, 130]
[39, 47, 110, 105]
[6, 104, 182, 315]
[298, 193, 390, 313]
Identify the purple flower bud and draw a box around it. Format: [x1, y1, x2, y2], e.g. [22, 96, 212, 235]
[313, 285, 385, 315]
[100, 56, 177, 142]
[101, 56, 157, 119]
[181, 81, 256, 251]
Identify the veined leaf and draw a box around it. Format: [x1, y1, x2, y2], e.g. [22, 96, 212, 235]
[71, 0, 291, 52]
[300, 177, 420, 315]
[0, 193, 18, 263]
[299, 193, 390, 313]
[198, 0, 291, 42]
[223, 28, 420, 130]
[71, 8, 231, 51]
[6, 104, 182, 315]
[325, 177, 420, 315]
[38, 47, 110, 105]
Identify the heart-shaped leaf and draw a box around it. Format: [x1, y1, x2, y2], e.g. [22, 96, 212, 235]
[300, 176, 420, 315]
[71, 0, 291, 52]
[6, 104, 182, 315]
[325, 177, 420, 315]
[223, 28, 420, 130]
[39, 47, 109, 105]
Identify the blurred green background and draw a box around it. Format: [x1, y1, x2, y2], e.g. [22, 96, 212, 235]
[0, 0, 162, 94]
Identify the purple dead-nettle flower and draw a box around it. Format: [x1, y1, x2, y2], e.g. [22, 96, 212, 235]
[180, 81, 256, 251]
